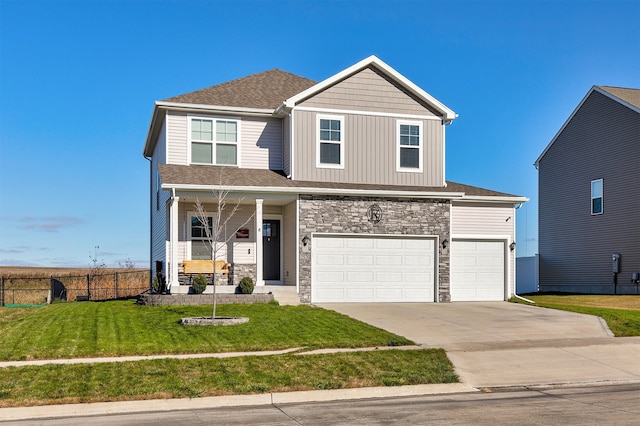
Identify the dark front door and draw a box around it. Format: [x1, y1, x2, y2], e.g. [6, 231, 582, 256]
[263, 219, 281, 281]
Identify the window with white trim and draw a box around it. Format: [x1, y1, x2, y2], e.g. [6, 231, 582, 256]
[190, 117, 238, 165]
[397, 120, 423, 172]
[591, 179, 603, 215]
[317, 115, 344, 168]
[190, 215, 213, 260]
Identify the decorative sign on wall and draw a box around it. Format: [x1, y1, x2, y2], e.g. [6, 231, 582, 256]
[367, 204, 383, 224]
[236, 228, 250, 239]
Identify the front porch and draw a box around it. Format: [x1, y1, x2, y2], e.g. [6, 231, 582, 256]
[163, 192, 299, 297]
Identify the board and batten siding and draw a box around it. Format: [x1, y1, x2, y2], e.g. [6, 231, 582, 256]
[166, 112, 284, 170]
[292, 109, 444, 186]
[451, 201, 516, 298]
[283, 114, 291, 176]
[538, 90, 640, 293]
[300, 66, 441, 116]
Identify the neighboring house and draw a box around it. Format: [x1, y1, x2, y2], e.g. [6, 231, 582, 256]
[535, 86, 640, 294]
[143, 55, 527, 303]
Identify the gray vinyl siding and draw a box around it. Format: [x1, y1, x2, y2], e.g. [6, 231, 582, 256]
[538, 90, 640, 294]
[300, 66, 440, 116]
[241, 117, 283, 170]
[283, 114, 291, 176]
[283, 201, 297, 286]
[451, 201, 516, 298]
[292, 109, 444, 186]
[167, 112, 188, 165]
[150, 121, 169, 278]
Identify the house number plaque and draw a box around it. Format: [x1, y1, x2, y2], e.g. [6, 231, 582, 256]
[367, 204, 383, 224]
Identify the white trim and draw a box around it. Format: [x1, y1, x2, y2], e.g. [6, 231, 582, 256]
[295, 105, 442, 121]
[442, 120, 447, 185]
[187, 115, 242, 167]
[157, 100, 274, 116]
[263, 214, 284, 285]
[316, 114, 345, 169]
[295, 196, 300, 294]
[290, 110, 295, 180]
[396, 120, 423, 173]
[168, 195, 180, 290]
[283, 55, 457, 121]
[255, 199, 264, 286]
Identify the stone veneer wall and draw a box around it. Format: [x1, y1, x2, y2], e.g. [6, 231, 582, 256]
[298, 195, 450, 303]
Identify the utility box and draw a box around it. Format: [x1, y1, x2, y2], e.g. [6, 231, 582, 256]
[612, 253, 621, 273]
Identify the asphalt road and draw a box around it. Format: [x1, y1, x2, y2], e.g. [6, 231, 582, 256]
[3, 383, 639, 425]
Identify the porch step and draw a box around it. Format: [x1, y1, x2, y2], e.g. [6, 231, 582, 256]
[168, 284, 300, 305]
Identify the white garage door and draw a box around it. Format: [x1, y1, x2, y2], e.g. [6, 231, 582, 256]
[311, 235, 436, 303]
[451, 240, 505, 301]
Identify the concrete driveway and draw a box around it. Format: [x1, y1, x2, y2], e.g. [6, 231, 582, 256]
[319, 302, 640, 388]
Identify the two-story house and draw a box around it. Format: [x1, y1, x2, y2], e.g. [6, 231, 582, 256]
[535, 86, 640, 294]
[143, 56, 527, 303]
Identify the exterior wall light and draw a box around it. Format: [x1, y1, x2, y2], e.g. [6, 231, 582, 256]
[509, 241, 516, 251]
[302, 235, 310, 247]
[442, 239, 448, 250]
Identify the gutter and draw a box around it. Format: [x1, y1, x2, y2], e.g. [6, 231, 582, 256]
[161, 183, 467, 199]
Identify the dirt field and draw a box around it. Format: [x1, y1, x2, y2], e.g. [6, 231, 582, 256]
[0, 266, 148, 277]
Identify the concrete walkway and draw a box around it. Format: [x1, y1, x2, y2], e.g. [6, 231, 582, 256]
[2, 301, 640, 422]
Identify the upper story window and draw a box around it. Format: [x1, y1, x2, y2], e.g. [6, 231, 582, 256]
[190, 117, 238, 166]
[317, 115, 344, 168]
[397, 120, 423, 172]
[591, 179, 603, 215]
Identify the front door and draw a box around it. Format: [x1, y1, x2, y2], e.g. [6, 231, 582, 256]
[262, 219, 281, 281]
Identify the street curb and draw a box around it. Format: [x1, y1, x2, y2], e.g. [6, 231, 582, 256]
[0, 384, 477, 421]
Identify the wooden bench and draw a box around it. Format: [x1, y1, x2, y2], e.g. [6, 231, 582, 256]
[179, 260, 231, 275]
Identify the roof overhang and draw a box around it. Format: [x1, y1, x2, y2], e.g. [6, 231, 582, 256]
[277, 55, 458, 122]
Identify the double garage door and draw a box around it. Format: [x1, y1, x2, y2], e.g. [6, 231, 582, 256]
[311, 235, 506, 303]
[311, 235, 436, 303]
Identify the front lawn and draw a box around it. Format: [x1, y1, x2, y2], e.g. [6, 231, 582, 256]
[0, 349, 457, 407]
[512, 295, 640, 337]
[0, 300, 412, 361]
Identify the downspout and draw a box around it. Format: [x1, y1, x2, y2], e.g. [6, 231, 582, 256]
[512, 201, 535, 304]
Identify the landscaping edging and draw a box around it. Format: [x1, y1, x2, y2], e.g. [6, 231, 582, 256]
[138, 293, 274, 306]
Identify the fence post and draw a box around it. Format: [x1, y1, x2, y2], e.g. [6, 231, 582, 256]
[115, 272, 119, 299]
[1, 276, 4, 307]
[87, 274, 91, 301]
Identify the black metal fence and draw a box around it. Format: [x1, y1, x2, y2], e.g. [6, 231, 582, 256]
[0, 270, 150, 306]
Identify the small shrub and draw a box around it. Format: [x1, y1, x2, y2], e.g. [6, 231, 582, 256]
[238, 277, 254, 294]
[192, 274, 208, 294]
[152, 274, 166, 294]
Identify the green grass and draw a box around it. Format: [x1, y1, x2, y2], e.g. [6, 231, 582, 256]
[511, 295, 640, 337]
[0, 349, 457, 407]
[0, 300, 412, 361]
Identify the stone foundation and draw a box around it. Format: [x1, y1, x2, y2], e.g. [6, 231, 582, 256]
[138, 293, 274, 306]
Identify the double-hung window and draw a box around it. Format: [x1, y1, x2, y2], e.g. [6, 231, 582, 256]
[190, 215, 213, 260]
[190, 117, 238, 165]
[591, 179, 603, 215]
[317, 115, 344, 168]
[397, 120, 423, 172]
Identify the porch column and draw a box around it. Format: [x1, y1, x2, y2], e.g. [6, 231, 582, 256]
[255, 198, 263, 286]
[168, 195, 180, 291]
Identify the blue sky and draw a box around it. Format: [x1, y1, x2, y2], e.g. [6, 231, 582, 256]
[1, 0, 638, 267]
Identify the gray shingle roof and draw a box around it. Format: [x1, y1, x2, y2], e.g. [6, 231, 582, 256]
[158, 164, 519, 198]
[163, 69, 317, 109]
[598, 86, 640, 109]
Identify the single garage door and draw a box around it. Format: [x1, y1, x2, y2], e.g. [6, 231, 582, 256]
[311, 235, 436, 303]
[451, 240, 505, 301]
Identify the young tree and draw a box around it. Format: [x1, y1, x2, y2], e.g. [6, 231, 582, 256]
[193, 176, 254, 319]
